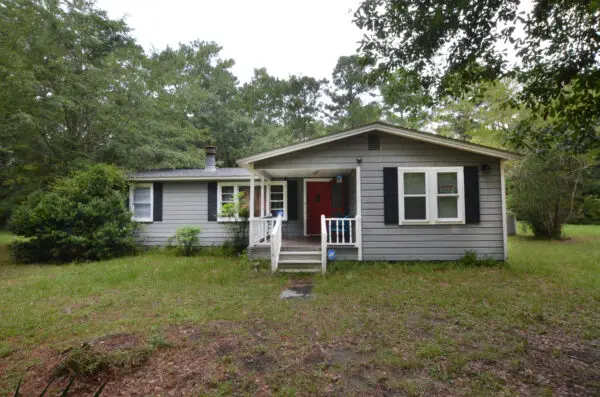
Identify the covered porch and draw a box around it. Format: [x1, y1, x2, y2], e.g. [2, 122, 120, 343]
[245, 166, 362, 273]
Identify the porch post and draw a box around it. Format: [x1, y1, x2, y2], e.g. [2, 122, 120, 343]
[260, 177, 265, 217]
[356, 166, 362, 261]
[249, 166, 255, 245]
[250, 167, 255, 219]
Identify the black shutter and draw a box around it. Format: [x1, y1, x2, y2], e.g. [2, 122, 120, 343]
[287, 180, 298, 221]
[207, 182, 217, 221]
[464, 166, 480, 224]
[153, 183, 163, 222]
[383, 167, 399, 224]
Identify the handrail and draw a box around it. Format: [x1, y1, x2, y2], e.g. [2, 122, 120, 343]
[320, 214, 327, 274]
[270, 214, 283, 272]
[249, 216, 274, 246]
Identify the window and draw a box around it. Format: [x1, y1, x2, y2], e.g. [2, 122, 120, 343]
[402, 172, 428, 221]
[217, 182, 287, 221]
[437, 172, 459, 219]
[239, 186, 264, 218]
[398, 167, 464, 224]
[130, 183, 153, 222]
[218, 183, 244, 221]
[269, 184, 286, 217]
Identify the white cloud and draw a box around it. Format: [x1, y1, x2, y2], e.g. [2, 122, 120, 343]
[95, 0, 363, 83]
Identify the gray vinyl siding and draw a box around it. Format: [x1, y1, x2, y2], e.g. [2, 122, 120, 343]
[137, 179, 306, 246]
[348, 169, 357, 216]
[137, 181, 231, 246]
[255, 132, 505, 261]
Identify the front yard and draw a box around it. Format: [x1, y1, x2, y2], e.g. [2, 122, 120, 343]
[0, 226, 599, 396]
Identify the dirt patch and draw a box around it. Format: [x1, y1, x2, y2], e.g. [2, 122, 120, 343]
[9, 321, 600, 397]
[167, 320, 238, 342]
[304, 344, 370, 367]
[561, 236, 599, 244]
[303, 346, 330, 366]
[62, 296, 100, 315]
[519, 332, 600, 396]
[243, 351, 276, 372]
[216, 338, 239, 356]
[280, 278, 315, 299]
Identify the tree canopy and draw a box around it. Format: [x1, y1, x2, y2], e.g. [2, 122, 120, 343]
[354, 0, 600, 152]
[9, 0, 599, 227]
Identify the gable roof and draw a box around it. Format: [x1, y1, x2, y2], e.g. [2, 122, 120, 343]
[237, 122, 523, 165]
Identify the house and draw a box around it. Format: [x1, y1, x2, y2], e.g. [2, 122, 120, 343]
[130, 122, 521, 273]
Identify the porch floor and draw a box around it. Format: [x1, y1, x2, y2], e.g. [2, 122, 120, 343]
[282, 236, 321, 249]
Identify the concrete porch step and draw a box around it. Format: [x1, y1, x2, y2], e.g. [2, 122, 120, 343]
[277, 261, 322, 273]
[278, 268, 321, 273]
[279, 251, 321, 262]
[281, 245, 321, 252]
[279, 258, 321, 265]
[280, 251, 321, 256]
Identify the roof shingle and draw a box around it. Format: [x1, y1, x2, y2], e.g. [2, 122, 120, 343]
[132, 168, 250, 180]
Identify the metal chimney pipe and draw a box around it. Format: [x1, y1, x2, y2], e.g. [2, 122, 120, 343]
[205, 146, 216, 171]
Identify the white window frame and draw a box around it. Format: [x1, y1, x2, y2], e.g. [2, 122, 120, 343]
[267, 182, 287, 220]
[130, 183, 153, 222]
[217, 181, 287, 222]
[217, 182, 241, 222]
[398, 167, 465, 225]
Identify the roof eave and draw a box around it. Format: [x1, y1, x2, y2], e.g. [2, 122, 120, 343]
[130, 176, 256, 182]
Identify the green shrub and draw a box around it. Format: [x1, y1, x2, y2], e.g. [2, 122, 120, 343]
[171, 226, 202, 256]
[220, 193, 249, 253]
[459, 250, 478, 266]
[8, 239, 52, 264]
[8, 164, 138, 263]
[54, 345, 152, 378]
[458, 250, 500, 267]
[571, 196, 600, 225]
[582, 196, 600, 223]
[507, 151, 587, 239]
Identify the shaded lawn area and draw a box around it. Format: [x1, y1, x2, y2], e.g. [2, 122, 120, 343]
[0, 227, 599, 396]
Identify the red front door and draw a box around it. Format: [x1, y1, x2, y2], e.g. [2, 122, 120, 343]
[306, 181, 332, 235]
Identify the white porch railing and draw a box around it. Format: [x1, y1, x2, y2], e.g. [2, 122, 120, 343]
[270, 215, 283, 272]
[249, 217, 276, 245]
[324, 216, 361, 246]
[320, 215, 362, 273]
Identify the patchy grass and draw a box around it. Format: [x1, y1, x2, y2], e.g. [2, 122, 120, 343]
[1, 226, 599, 396]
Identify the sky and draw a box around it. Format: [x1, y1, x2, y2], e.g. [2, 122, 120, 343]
[95, 0, 364, 83]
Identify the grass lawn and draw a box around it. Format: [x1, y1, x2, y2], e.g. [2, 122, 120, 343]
[0, 227, 599, 396]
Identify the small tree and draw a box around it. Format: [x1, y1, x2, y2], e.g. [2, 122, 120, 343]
[172, 226, 202, 256]
[8, 164, 137, 263]
[220, 193, 249, 253]
[507, 151, 588, 239]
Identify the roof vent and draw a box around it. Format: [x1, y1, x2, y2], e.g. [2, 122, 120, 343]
[205, 146, 217, 171]
[368, 133, 380, 150]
